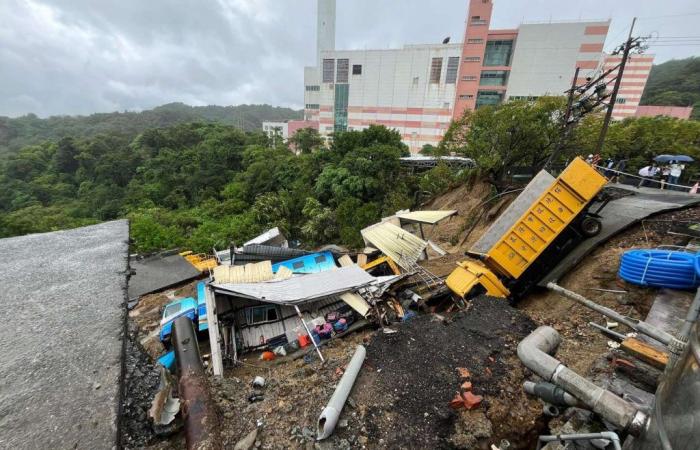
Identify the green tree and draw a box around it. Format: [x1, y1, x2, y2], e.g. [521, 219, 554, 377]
[440, 96, 566, 181]
[289, 127, 324, 154]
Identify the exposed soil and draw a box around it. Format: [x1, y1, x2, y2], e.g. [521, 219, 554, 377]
[357, 295, 542, 449]
[519, 205, 700, 375]
[127, 185, 699, 450]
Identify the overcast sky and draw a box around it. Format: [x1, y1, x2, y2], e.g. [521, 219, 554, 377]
[1, 0, 699, 118]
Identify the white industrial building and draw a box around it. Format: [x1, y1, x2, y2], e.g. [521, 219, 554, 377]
[304, 0, 653, 153]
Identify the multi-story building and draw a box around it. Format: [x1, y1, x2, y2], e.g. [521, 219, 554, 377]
[304, 0, 653, 153]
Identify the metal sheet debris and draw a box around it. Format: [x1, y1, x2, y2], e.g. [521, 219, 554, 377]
[340, 292, 371, 317]
[213, 260, 292, 284]
[360, 221, 427, 270]
[213, 265, 377, 304]
[244, 226, 288, 247]
[396, 210, 457, 225]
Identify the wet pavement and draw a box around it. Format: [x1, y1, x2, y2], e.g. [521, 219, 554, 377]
[0, 220, 129, 449]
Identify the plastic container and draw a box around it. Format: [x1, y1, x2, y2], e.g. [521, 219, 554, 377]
[298, 334, 311, 348]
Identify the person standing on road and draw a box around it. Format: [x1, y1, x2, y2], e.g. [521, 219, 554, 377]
[660, 164, 670, 190]
[668, 160, 685, 190]
[638, 163, 658, 188]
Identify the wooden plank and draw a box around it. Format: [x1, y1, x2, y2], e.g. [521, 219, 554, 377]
[621, 338, 669, 369]
[356, 254, 368, 266]
[338, 255, 354, 267]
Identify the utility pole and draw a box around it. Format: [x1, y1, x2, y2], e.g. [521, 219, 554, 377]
[544, 67, 580, 170]
[594, 18, 637, 155]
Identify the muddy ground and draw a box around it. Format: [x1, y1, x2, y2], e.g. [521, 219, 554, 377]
[122, 190, 699, 449]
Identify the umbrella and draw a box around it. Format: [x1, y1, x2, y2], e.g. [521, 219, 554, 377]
[654, 154, 694, 163]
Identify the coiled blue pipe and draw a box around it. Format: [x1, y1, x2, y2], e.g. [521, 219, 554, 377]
[618, 250, 700, 290]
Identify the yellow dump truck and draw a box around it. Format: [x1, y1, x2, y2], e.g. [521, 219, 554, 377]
[446, 157, 608, 300]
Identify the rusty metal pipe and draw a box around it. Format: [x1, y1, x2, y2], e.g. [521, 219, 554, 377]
[172, 316, 222, 450]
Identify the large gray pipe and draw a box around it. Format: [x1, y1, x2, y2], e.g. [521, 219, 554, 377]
[547, 282, 680, 348]
[172, 316, 222, 450]
[317, 345, 366, 440]
[518, 326, 648, 435]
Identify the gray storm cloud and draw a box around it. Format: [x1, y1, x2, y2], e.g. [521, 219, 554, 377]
[1, 0, 696, 117]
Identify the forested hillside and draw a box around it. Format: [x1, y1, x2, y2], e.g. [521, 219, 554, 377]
[0, 103, 302, 156]
[641, 57, 700, 119]
[0, 124, 424, 252]
[2, 97, 699, 254]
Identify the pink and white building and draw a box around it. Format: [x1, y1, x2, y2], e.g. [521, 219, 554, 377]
[304, 0, 654, 153]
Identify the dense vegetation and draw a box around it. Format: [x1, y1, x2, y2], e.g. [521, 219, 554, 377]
[2, 97, 699, 254]
[0, 123, 425, 252]
[439, 97, 700, 181]
[0, 103, 302, 156]
[640, 57, 700, 120]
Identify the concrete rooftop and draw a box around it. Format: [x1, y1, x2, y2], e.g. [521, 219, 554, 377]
[0, 220, 129, 449]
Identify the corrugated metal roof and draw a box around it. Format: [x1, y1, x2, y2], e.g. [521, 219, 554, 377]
[213, 261, 293, 284]
[213, 266, 376, 305]
[361, 222, 427, 270]
[397, 210, 457, 225]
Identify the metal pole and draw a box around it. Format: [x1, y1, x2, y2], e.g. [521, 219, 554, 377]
[545, 66, 580, 169]
[294, 304, 325, 362]
[546, 282, 680, 348]
[172, 316, 223, 450]
[594, 18, 636, 155]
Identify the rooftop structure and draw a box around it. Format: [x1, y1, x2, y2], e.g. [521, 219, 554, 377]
[635, 105, 694, 120]
[0, 220, 129, 449]
[303, 0, 654, 152]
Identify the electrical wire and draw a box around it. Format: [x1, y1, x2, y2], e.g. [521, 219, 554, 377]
[618, 249, 700, 290]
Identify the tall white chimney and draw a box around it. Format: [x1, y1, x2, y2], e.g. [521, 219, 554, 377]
[317, 0, 336, 63]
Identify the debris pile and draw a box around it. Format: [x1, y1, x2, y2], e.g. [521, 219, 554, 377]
[357, 295, 540, 448]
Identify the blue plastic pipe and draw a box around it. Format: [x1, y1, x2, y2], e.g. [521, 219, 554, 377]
[618, 250, 699, 290]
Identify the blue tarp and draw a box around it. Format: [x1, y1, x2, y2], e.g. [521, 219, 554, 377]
[196, 281, 208, 331]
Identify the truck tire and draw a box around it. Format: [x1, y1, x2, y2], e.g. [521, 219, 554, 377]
[580, 217, 602, 237]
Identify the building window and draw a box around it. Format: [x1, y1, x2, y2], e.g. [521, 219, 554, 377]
[322, 59, 335, 83]
[305, 104, 320, 109]
[314, 254, 327, 264]
[467, 38, 484, 44]
[305, 85, 320, 91]
[462, 75, 478, 81]
[352, 64, 362, 75]
[616, 97, 626, 104]
[471, 15, 487, 25]
[412, 76, 419, 86]
[445, 57, 460, 84]
[336, 58, 349, 83]
[246, 305, 279, 325]
[292, 261, 305, 269]
[334, 84, 349, 132]
[459, 94, 474, 100]
[476, 90, 504, 108]
[430, 57, 443, 84]
[480, 70, 509, 86]
[464, 56, 481, 62]
[484, 40, 513, 66]
[509, 95, 539, 101]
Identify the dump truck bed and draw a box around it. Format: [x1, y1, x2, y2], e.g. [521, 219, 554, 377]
[484, 158, 607, 280]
